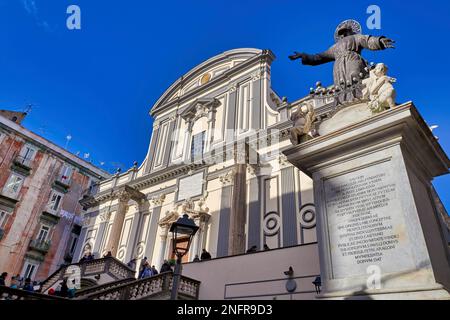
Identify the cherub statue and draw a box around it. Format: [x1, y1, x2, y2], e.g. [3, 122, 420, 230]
[289, 102, 317, 145]
[362, 63, 396, 113]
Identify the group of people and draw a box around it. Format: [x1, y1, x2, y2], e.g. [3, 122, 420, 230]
[192, 249, 212, 262]
[0, 272, 40, 292]
[246, 244, 270, 254]
[126, 257, 176, 279]
[79, 251, 95, 263]
[47, 278, 76, 298]
[138, 257, 160, 279]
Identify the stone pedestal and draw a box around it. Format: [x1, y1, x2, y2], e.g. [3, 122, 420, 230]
[284, 102, 450, 299]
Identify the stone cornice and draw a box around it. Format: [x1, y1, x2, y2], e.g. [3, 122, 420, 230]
[80, 185, 146, 209]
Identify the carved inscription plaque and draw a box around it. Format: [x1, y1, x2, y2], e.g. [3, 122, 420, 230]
[324, 161, 415, 279]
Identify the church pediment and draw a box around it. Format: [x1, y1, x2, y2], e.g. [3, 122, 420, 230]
[150, 48, 267, 116]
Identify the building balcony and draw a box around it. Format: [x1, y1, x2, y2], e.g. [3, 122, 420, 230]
[53, 175, 71, 192]
[11, 156, 33, 175]
[29, 239, 51, 254]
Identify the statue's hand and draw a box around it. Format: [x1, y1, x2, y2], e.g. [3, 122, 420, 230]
[381, 37, 395, 49]
[289, 51, 303, 60]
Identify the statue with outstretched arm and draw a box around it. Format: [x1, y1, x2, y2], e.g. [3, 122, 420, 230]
[289, 20, 395, 86]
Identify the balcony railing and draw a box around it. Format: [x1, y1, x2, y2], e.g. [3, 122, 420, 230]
[54, 175, 71, 188]
[13, 155, 33, 169]
[29, 239, 51, 253]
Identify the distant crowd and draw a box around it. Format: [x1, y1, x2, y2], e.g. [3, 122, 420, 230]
[0, 272, 41, 293]
[0, 248, 217, 298]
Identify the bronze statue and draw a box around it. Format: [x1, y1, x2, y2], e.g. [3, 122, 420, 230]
[289, 20, 395, 86]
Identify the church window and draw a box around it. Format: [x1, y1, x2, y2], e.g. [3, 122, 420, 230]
[191, 131, 205, 161]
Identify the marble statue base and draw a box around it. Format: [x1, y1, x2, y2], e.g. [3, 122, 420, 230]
[284, 101, 450, 300]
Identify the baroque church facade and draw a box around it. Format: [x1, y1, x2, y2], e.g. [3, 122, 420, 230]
[75, 48, 318, 269]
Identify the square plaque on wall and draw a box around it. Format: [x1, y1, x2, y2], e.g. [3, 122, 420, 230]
[177, 172, 204, 202]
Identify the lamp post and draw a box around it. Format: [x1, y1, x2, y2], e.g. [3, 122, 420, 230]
[169, 213, 199, 300]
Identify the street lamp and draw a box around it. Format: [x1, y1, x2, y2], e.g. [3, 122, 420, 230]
[169, 213, 199, 300]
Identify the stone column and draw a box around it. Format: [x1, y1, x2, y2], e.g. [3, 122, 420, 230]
[205, 107, 217, 152]
[183, 121, 193, 163]
[105, 191, 131, 257]
[156, 225, 169, 269]
[228, 162, 247, 256]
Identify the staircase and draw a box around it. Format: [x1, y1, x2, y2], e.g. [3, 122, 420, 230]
[75, 272, 200, 300]
[0, 287, 68, 301]
[74, 278, 136, 298]
[40, 257, 136, 293]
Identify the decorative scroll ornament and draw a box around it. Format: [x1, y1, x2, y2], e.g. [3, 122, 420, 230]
[99, 210, 111, 222]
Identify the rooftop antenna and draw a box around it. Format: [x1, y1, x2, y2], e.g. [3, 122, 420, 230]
[23, 104, 33, 114]
[65, 134, 72, 149]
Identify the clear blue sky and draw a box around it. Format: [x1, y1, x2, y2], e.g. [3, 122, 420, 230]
[1, 0, 449, 210]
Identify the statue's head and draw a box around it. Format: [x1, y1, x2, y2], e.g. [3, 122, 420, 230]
[374, 63, 388, 77]
[334, 20, 362, 42]
[300, 104, 309, 114]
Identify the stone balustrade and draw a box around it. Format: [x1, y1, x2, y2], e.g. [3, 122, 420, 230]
[77, 272, 200, 300]
[0, 287, 67, 301]
[40, 257, 135, 293]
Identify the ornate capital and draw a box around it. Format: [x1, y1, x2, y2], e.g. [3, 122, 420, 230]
[247, 164, 260, 176]
[151, 194, 166, 207]
[116, 185, 146, 203]
[99, 210, 111, 222]
[82, 216, 91, 226]
[219, 169, 236, 186]
[117, 190, 132, 203]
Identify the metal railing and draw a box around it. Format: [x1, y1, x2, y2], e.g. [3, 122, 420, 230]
[55, 175, 71, 186]
[29, 239, 51, 253]
[13, 155, 33, 168]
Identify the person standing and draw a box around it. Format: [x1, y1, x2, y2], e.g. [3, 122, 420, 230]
[10, 276, 19, 289]
[23, 278, 34, 292]
[0, 272, 8, 286]
[160, 260, 172, 273]
[151, 265, 158, 275]
[200, 249, 211, 260]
